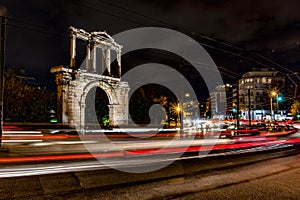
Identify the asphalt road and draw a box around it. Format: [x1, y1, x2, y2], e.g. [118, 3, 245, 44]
[1, 128, 300, 199]
[176, 167, 300, 200]
[8, 153, 300, 200]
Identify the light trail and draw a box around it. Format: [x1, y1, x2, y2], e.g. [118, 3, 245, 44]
[0, 137, 299, 164]
[0, 139, 297, 178]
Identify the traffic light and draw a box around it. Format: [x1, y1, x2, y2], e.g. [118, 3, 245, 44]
[232, 107, 237, 113]
[238, 111, 242, 118]
[277, 96, 283, 102]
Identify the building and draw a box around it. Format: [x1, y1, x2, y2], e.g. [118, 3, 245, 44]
[209, 84, 232, 120]
[233, 68, 287, 120]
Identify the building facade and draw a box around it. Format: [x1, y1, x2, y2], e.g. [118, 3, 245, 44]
[209, 84, 231, 120]
[234, 69, 286, 120]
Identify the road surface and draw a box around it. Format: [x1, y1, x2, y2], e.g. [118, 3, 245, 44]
[4, 153, 299, 200]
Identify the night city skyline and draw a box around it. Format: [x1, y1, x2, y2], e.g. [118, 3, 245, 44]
[1, 2, 300, 199]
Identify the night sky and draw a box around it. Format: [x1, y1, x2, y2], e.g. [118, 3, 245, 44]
[1, 0, 300, 95]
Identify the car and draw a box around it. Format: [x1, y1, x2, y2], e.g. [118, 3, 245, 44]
[219, 124, 260, 138]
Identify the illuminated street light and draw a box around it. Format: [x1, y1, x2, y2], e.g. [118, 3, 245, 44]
[271, 91, 277, 96]
[270, 90, 278, 120]
[171, 103, 183, 138]
[176, 105, 181, 113]
[170, 103, 182, 127]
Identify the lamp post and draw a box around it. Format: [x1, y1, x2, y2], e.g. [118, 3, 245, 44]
[176, 104, 183, 138]
[0, 11, 6, 147]
[236, 80, 240, 128]
[270, 91, 277, 120]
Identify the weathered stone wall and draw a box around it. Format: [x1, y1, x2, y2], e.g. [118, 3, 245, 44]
[51, 66, 130, 129]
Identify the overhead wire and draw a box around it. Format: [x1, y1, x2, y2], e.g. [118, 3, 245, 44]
[3, 3, 299, 87]
[94, 0, 299, 79]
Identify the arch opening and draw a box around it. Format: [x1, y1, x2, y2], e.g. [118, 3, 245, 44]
[85, 86, 110, 129]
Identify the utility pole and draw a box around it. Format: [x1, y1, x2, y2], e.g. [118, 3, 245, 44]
[180, 110, 183, 138]
[167, 100, 170, 128]
[0, 11, 6, 147]
[248, 89, 251, 126]
[236, 81, 240, 128]
[270, 96, 273, 120]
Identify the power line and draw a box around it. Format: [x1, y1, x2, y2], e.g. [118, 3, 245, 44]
[6, 17, 50, 30]
[5, 16, 69, 39]
[249, 51, 294, 74]
[73, 2, 152, 27]
[80, 1, 299, 77]
[7, 23, 68, 39]
[96, 0, 300, 78]
[4, 5, 299, 81]
[95, 0, 243, 52]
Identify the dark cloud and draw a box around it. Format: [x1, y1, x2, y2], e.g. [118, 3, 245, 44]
[135, 0, 300, 47]
[0, 0, 299, 88]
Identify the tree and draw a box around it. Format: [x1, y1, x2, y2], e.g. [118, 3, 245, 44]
[129, 84, 178, 126]
[291, 101, 300, 119]
[3, 70, 56, 122]
[129, 87, 153, 125]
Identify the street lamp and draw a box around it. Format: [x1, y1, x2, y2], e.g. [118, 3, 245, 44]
[175, 104, 184, 138]
[176, 105, 181, 125]
[0, 10, 7, 147]
[270, 90, 278, 120]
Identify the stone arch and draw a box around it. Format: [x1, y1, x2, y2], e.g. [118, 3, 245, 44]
[81, 80, 117, 107]
[51, 66, 129, 130]
[77, 80, 117, 130]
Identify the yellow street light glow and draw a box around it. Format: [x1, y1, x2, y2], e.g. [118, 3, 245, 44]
[170, 103, 182, 116]
[271, 91, 277, 96]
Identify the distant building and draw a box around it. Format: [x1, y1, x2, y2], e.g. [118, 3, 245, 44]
[209, 84, 231, 120]
[180, 93, 200, 120]
[233, 68, 287, 120]
[198, 100, 208, 118]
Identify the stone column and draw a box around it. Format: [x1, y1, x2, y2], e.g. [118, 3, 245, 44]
[50, 66, 73, 125]
[70, 33, 76, 68]
[79, 102, 85, 133]
[92, 45, 96, 73]
[117, 50, 121, 77]
[108, 82, 130, 126]
[108, 104, 123, 127]
[86, 43, 91, 71]
[105, 49, 111, 75]
[108, 104, 115, 127]
[101, 49, 104, 74]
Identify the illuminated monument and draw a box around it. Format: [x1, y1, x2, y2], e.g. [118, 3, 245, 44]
[51, 27, 130, 129]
